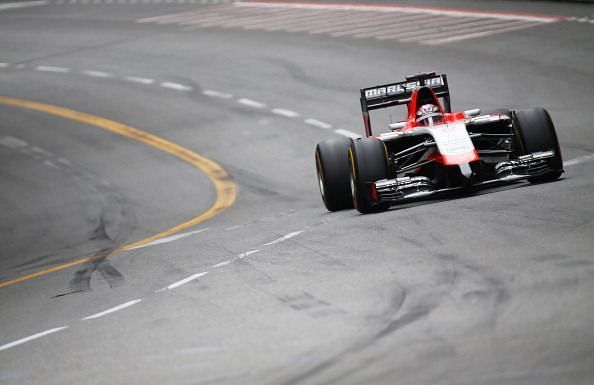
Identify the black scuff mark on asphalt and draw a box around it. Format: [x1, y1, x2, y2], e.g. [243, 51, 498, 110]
[69, 248, 123, 292]
[52, 290, 84, 299]
[278, 282, 421, 385]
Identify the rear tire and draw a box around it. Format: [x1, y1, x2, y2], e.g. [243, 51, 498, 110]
[315, 138, 353, 211]
[513, 107, 563, 183]
[349, 138, 390, 214]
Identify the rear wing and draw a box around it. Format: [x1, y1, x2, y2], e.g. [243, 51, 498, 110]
[360, 72, 451, 137]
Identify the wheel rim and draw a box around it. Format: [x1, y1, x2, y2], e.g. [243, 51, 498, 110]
[318, 171, 325, 199]
[349, 170, 356, 200]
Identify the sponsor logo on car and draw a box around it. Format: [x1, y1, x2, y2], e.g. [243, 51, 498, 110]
[364, 76, 444, 99]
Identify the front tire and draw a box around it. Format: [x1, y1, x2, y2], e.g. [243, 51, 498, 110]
[513, 107, 563, 183]
[315, 138, 353, 211]
[349, 138, 390, 214]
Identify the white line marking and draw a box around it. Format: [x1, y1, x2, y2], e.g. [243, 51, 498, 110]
[264, 231, 304, 246]
[334, 128, 361, 139]
[82, 70, 113, 78]
[0, 136, 28, 149]
[238, 249, 260, 259]
[272, 108, 300, 118]
[236, 1, 563, 22]
[0, 326, 69, 352]
[161, 82, 193, 91]
[57, 157, 72, 166]
[304, 118, 332, 129]
[128, 228, 209, 250]
[211, 260, 232, 268]
[424, 21, 541, 45]
[564, 154, 594, 167]
[0, 62, 9, 68]
[36, 65, 70, 73]
[124, 76, 155, 85]
[165, 272, 208, 290]
[202, 89, 233, 99]
[0, 1, 48, 11]
[44, 160, 60, 170]
[238, 98, 267, 109]
[82, 299, 142, 320]
[31, 146, 53, 157]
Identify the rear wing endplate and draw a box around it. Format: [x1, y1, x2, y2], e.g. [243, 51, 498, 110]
[360, 72, 451, 137]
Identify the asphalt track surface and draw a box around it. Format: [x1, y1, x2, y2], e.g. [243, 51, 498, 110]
[1, 1, 593, 384]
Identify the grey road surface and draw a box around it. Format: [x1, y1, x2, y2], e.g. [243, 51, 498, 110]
[1, 1, 593, 384]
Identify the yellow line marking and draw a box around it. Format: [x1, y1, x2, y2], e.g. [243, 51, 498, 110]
[0, 96, 237, 288]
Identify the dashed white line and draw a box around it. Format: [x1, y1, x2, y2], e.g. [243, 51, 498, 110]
[127, 228, 209, 250]
[0, 1, 48, 11]
[164, 272, 208, 290]
[238, 249, 261, 259]
[238, 98, 267, 109]
[31, 146, 53, 157]
[202, 89, 233, 99]
[564, 154, 594, 167]
[264, 231, 304, 246]
[211, 260, 232, 268]
[0, 62, 8, 68]
[36, 65, 70, 73]
[272, 108, 300, 118]
[124, 76, 155, 85]
[161, 82, 193, 92]
[304, 118, 332, 129]
[82, 69, 113, 78]
[0, 326, 69, 352]
[0, 136, 28, 149]
[334, 128, 362, 139]
[44, 160, 60, 170]
[82, 299, 143, 321]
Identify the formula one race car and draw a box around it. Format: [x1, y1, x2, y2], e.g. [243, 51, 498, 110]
[315, 72, 563, 213]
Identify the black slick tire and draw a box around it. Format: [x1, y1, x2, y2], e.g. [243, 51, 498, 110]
[348, 137, 390, 214]
[315, 138, 353, 211]
[513, 107, 563, 183]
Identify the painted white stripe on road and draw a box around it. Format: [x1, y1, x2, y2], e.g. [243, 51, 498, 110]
[272, 108, 300, 118]
[211, 260, 232, 268]
[564, 154, 594, 167]
[0, 62, 9, 68]
[161, 82, 193, 91]
[128, 228, 209, 250]
[82, 70, 113, 78]
[424, 21, 541, 45]
[238, 98, 267, 109]
[236, 1, 563, 23]
[36, 65, 70, 73]
[202, 89, 233, 99]
[124, 76, 155, 84]
[334, 128, 361, 139]
[0, 136, 28, 149]
[304, 118, 332, 129]
[44, 160, 60, 170]
[82, 299, 142, 320]
[0, 1, 47, 11]
[238, 249, 260, 259]
[0, 326, 68, 352]
[264, 231, 304, 246]
[165, 272, 208, 290]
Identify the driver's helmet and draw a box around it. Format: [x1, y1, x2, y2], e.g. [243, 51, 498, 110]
[416, 103, 443, 126]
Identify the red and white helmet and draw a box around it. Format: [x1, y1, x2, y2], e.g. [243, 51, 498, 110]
[416, 103, 443, 126]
